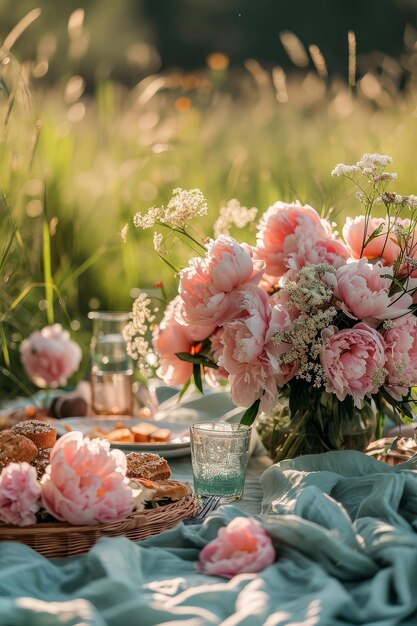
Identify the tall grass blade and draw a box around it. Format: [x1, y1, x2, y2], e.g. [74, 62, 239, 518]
[0, 322, 10, 367]
[42, 190, 54, 324]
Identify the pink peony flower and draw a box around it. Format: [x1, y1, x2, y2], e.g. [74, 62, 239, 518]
[383, 314, 417, 400]
[179, 235, 265, 326]
[255, 201, 325, 277]
[20, 324, 82, 388]
[321, 323, 387, 407]
[0, 462, 41, 527]
[153, 296, 216, 386]
[285, 230, 349, 280]
[219, 286, 297, 411]
[41, 432, 136, 525]
[198, 516, 276, 578]
[208, 327, 229, 380]
[268, 303, 300, 387]
[343, 216, 407, 266]
[334, 259, 413, 325]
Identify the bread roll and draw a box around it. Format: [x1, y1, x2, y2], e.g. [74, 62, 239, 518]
[126, 452, 171, 481]
[12, 419, 57, 450]
[0, 430, 38, 469]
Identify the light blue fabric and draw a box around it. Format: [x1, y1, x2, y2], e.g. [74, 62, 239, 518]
[2, 450, 417, 625]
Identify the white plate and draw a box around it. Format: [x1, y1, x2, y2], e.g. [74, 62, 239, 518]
[55, 417, 191, 458]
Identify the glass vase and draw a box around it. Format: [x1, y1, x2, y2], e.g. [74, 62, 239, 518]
[256, 390, 376, 462]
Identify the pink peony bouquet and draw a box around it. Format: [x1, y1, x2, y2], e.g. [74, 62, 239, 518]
[125, 156, 417, 454]
[0, 432, 138, 527]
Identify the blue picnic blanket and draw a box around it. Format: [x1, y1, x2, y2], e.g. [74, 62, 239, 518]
[2, 450, 417, 625]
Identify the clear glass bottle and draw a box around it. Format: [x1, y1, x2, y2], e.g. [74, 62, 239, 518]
[89, 311, 133, 416]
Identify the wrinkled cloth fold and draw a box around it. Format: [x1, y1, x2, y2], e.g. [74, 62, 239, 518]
[2, 450, 417, 625]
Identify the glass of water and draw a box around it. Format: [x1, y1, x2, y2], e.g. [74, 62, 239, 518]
[190, 422, 252, 502]
[89, 311, 133, 416]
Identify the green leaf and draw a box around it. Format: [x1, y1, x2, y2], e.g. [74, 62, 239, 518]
[399, 404, 414, 423]
[175, 352, 218, 369]
[387, 276, 407, 294]
[380, 388, 415, 425]
[177, 377, 191, 402]
[289, 379, 308, 418]
[156, 251, 180, 275]
[193, 363, 203, 394]
[363, 223, 385, 248]
[240, 398, 261, 426]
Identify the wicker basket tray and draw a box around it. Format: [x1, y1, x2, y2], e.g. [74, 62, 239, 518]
[0, 494, 200, 558]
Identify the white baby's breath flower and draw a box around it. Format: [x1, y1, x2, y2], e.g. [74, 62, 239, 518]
[331, 163, 359, 177]
[273, 265, 339, 388]
[133, 188, 207, 231]
[123, 293, 157, 376]
[153, 232, 164, 253]
[404, 256, 417, 269]
[374, 172, 398, 182]
[281, 264, 336, 314]
[271, 330, 286, 346]
[407, 195, 417, 207]
[121, 223, 129, 243]
[161, 188, 208, 228]
[213, 198, 258, 238]
[134, 206, 164, 229]
[356, 153, 393, 170]
[274, 306, 337, 387]
[371, 367, 388, 389]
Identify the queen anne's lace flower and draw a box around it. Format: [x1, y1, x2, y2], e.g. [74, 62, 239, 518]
[356, 153, 393, 170]
[213, 199, 258, 238]
[123, 293, 156, 375]
[161, 188, 208, 227]
[331, 163, 359, 177]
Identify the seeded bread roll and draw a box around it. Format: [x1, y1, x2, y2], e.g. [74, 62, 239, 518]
[0, 430, 38, 469]
[126, 452, 171, 481]
[12, 419, 57, 450]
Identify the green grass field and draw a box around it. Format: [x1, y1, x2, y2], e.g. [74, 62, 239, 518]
[2, 38, 417, 396]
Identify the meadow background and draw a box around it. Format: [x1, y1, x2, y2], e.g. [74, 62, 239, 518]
[2, 0, 417, 397]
